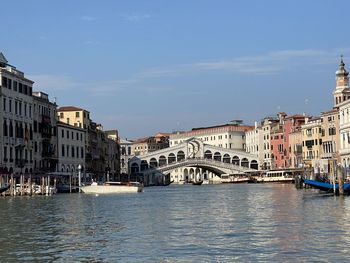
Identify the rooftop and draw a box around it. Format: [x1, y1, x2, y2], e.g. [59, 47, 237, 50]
[57, 106, 88, 112]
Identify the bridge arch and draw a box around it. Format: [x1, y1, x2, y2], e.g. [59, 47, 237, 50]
[204, 150, 212, 159]
[241, 158, 249, 168]
[159, 155, 167, 167]
[232, 156, 240, 166]
[150, 158, 158, 168]
[140, 160, 148, 171]
[184, 168, 189, 181]
[177, 151, 185, 161]
[168, 153, 176, 164]
[223, 154, 230, 163]
[250, 160, 258, 170]
[214, 152, 221, 161]
[131, 163, 139, 173]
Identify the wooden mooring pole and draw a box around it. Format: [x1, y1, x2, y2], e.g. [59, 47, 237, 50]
[338, 165, 345, 196]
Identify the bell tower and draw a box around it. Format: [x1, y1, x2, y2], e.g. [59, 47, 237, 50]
[333, 55, 350, 107]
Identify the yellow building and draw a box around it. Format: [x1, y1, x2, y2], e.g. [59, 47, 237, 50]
[57, 106, 90, 129]
[302, 117, 323, 172]
[320, 109, 340, 176]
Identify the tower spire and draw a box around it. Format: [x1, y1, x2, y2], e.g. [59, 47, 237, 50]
[334, 56, 350, 107]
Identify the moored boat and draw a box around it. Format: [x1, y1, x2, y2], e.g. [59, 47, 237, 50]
[192, 180, 203, 185]
[303, 179, 350, 194]
[0, 184, 10, 194]
[254, 170, 295, 183]
[80, 181, 143, 194]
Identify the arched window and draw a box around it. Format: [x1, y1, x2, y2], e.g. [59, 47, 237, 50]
[241, 158, 249, 168]
[204, 150, 212, 159]
[213, 152, 221, 161]
[159, 156, 167, 166]
[223, 154, 230, 163]
[177, 151, 185, 161]
[130, 163, 140, 174]
[140, 160, 148, 171]
[168, 153, 176, 164]
[250, 160, 258, 170]
[232, 156, 240, 165]
[150, 158, 158, 168]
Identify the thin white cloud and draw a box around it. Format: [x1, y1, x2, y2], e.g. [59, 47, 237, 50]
[123, 13, 151, 23]
[28, 74, 79, 92]
[81, 15, 97, 22]
[30, 48, 348, 99]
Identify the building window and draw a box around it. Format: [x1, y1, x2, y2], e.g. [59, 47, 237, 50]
[61, 144, 65, 157]
[76, 112, 80, 118]
[3, 98, 6, 111]
[60, 112, 64, 118]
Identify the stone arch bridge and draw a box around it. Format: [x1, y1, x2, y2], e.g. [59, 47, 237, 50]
[129, 138, 259, 185]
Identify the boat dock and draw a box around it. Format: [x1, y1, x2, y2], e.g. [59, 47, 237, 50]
[0, 173, 80, 197]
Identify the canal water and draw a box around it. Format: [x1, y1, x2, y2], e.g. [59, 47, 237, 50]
[1, 184, 350, 262]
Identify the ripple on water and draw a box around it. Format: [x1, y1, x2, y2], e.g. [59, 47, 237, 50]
[1, 184, 350, 262]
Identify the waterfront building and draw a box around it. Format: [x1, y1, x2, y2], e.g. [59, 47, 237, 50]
[301, 117, 323, 172]
[289, 127, 303, 168]
[57, 106, 118, 180]
[336, 58, 350, 177]
[0, 52, 34, 174]
[132, 133, 170, 156]
[169, 120, 252, 150]
[105, 130, 121, 181]
[261, 116, 280, 170]
[168, 120, 255, 182]
[270, 126, 284, 169]
[245, 122, 263, 166]
[282, 114, 306, 167]
[120, 138, 134, 175]
[57, 121, 85, 176]
[320, 109, 339, 177]
[263, 113, 306, 169]
[57, 106, 90, 129]
[333, 56, 350, 107]
[32, 92, 58, 174]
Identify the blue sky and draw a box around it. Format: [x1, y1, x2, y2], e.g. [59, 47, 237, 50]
[1, 0, 350, 139]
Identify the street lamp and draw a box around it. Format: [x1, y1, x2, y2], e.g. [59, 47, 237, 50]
[78, 164, 82, 191]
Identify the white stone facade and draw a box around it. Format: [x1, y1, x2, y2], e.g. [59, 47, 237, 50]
[57, 122, 86, 176]
[245, 122, 263, 167]
[339, 100, 350, 168]
[0, 54, 34, 174]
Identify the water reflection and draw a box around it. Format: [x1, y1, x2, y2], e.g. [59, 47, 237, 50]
[1, 184, 350, 262]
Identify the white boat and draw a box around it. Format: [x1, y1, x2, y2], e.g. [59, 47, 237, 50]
[80, 181, 143, 194]
[202, 180, 210, 185]
[254, 170, 295, 183]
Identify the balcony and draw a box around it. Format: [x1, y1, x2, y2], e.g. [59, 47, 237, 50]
[340, 148, 350, 156]
[321, 153, 335, 159]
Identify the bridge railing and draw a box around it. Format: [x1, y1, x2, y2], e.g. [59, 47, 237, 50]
[140, 157, 256, 175]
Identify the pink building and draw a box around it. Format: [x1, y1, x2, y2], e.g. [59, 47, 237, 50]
[283, 115, 306, 167]
[270, 114, 306, 169]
